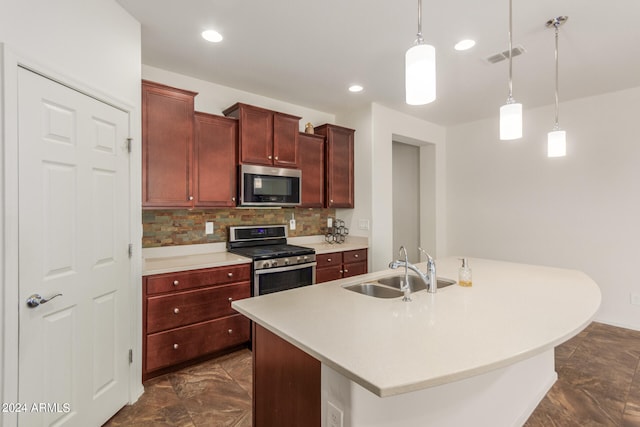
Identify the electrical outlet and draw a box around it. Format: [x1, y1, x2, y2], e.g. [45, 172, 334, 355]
[631, 293, 640, 306]
[289, 219, 296, 230]
[327, 401, 343, 427]
[205, 221, 214, 235]
[358, 219, 370, 230]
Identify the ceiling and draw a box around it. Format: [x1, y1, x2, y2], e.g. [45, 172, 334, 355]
[116, 0, 640, 126]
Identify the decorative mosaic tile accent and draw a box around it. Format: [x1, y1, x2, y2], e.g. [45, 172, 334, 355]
[142, 208, 336, 247]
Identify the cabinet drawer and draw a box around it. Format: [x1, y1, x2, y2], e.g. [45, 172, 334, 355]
[145, 264, 251, 295]
[342, 262, 367, 278]
[316, 252, 342, 267]
[343, 249, 367, 264]
[146, 282, 250, 334]
[316, 266, 343, 284]
[146, 314, 250, 373]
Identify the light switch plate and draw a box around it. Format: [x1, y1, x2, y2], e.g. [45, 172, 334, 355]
[358, 219, 370, 230]
[205, 221, 214, 235]
[289, 219, 296, 230]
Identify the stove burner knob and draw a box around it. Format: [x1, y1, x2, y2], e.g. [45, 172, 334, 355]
[304, 256, 309, 261]
[263, 261, 271, 268]
[284, 258, 290, 265]
[296, 256, 301, 262]
[272, 260, 278, 267]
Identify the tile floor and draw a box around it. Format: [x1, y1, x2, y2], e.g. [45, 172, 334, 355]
[104, 322, 640, 426]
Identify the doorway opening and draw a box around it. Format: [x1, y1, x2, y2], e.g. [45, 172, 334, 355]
[392, 138, 436, 263]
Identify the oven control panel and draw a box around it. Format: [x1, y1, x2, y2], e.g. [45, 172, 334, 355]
[255, 254, 316, 270]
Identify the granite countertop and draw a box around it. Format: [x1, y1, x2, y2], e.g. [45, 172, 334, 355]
[231, 257, 601, 397]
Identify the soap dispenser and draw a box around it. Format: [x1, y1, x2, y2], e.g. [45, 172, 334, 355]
[458, 258, 472, 287]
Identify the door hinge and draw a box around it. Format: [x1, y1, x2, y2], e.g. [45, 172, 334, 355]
[126, 137, 132, 153]
[128, 243, 133, 258]
[128, 349, 133, 364]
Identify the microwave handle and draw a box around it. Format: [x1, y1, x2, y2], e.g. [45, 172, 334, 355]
[254, 262, 317, 275]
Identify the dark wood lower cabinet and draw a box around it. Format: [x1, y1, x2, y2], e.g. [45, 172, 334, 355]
[316, 249, 368, 284]
[253, 323, 320, 427]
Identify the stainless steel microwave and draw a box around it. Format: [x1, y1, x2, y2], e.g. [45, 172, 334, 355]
[239, 164, 301, 207]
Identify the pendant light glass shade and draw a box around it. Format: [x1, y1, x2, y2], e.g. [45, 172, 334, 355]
[547, 129, 566, 157]
[546, 16, 568, 157]
[499, 0, 522, 140]
[405, 0, 436, 106]
[405, 43, 436, 105]
[500, 100, 522, 140]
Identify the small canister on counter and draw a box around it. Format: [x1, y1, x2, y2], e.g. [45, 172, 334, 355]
[458, 258, 472, 287]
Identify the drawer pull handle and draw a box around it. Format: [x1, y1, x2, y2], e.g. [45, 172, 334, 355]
[327, 258, 332, 262]
[173, 344, 179, 350]
[340, 270, 343, 274]
[268, 155, 272, 160]
[228, 297, 233, 302]
[173, 308, 180, 314]
[344, 269, 349, 273]
[227, 272, 233, 278]
[173, 280, 179, 286]
[189, 196, 194, 201]
[274, 156, 278, 160]
[354, 254, 359, 258]
[228, 329, 233, 334]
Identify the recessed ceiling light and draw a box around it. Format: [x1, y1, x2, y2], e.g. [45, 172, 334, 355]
[202, 30, 223, 43]
[348, 85, 363, 93]
[454, 39, 476, 51]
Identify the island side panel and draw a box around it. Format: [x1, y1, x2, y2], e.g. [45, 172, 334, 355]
[253, 323, 321, 427]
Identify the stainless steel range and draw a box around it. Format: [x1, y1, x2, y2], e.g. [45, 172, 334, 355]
[227, 225, 316, 296]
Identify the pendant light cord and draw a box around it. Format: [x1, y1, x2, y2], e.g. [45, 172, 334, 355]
[554, 23, 560, 128]
[507, 0, 514, 101]
[416, 0, 424, 44]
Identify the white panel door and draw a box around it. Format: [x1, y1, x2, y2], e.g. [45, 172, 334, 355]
[17, 67, 131, 427]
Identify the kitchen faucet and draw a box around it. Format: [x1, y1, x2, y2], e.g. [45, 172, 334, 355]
[388, 246, 437, 295]
[397, 246, 411, 302]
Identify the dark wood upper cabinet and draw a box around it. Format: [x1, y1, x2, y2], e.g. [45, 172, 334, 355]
[298, 132, 325, 208]
[315, 124, 355, 208]
[142, 80, 196, 208]
[223, 103, 300, 167]
[194, 112, 238, 207]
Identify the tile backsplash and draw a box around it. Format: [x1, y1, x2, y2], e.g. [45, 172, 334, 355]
[142, 208, 336, 248]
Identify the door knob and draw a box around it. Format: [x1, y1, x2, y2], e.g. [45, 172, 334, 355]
[26, 293, 62, 308]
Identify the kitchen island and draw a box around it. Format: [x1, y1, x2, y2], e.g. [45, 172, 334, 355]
[232, 257, 601, 426]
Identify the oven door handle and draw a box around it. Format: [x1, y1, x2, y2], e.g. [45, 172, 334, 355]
[254, 262, 317, 275]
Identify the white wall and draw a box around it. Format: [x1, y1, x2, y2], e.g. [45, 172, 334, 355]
[447, 86, 640, 330]
[335, 105, 373, 239]
[369, 103, 447, 272]
[143, 65, 335, 130]
[0, 1, 142, 424]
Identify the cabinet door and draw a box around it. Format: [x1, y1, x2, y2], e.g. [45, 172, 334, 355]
[142, 81, 196, 208]
[298, 133, 325, 207]
[318, 124, 355, 208]
[146, 314, 250, 373]
[238, 104, 273, 165]
[194, 112, 238, 207]
[316, 266, 343, 284]
[273, 113, 300, 167]
[342, 262, 367, 278]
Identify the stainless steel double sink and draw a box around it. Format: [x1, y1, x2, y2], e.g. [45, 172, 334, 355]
[344, 275, 456, 298]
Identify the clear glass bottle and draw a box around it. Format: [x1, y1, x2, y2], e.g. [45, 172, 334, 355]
[458, 258, 472, 287]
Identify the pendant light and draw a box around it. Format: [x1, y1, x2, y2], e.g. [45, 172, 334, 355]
[405, 0, 436, 105]
[546, 16, 568, 157]
[499, 0, 522, 140]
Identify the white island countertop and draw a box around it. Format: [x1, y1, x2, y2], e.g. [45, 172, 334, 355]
[232, 257, 601, 397]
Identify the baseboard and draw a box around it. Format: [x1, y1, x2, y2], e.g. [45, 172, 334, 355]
[594, 317, 640, 332]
